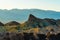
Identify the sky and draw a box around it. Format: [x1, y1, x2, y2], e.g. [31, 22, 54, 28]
[0, 0, 60, 11]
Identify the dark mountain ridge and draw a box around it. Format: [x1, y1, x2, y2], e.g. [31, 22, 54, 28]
[0, 14, 60, 28]
[24, 14, 60, 28]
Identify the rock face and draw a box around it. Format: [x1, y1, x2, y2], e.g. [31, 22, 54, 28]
[5, 21, 20, 26]
[24, 14, 43, 28]
[0, 22, 4, 26]
[56, 19, 60, 26]
[44, 18, 57, 27]
[23, 14, 60, 28]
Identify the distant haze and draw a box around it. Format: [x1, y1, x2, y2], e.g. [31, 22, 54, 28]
[0, 9, 60, 23]
[0, 0, 60, 11]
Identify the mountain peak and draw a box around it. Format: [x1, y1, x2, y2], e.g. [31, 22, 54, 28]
[28, 14, 37, 21]
[29, 14, 35, 18]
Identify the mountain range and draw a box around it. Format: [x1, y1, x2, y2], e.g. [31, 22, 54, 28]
[0, 14, 60, 33]
[0, 14, 60, 27]
[0, 9, 60, 23]
[0, 9, 60, 33]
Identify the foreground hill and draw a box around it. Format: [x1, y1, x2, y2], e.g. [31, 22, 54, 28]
[5, 21, 20, 26]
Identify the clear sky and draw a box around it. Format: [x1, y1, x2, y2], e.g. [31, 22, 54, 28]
[0, 0, 60, 11]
